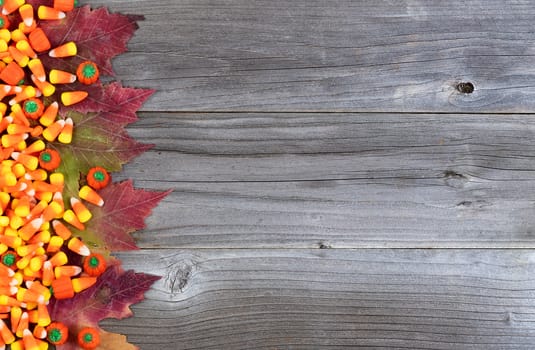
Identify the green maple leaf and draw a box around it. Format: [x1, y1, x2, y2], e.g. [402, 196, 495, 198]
[51, 109, 152, 199]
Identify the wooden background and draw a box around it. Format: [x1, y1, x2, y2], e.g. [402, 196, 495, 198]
[89, 0, 535, 348]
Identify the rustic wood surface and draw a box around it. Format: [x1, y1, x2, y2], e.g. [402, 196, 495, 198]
[86, 0, 535, 349]
[100, 249, 535, 350]
[101, 0, 535, 113]
[124, 113, 535, 249]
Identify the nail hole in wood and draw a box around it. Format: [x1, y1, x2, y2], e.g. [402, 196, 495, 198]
[457, 82, 474, 94]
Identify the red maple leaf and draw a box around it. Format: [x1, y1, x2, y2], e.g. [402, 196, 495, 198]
[68, 82, 155, 124]
[48, 260, 161, 350]
[38, 5, 142, 76]
[71, 181, 172, 251]
[30, 5, 151, 118]
[4, 3, 169, 349]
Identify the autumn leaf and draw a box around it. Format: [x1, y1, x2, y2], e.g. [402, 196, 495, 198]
[99, 331, 140, 350]
[0, 2, 168, 349]
[38, 5, 142, 76]
[68, 82, 155, 124]
[51, 110, 151, 199]
[48, 260, 161, 350]
[32, 5, 149, 116]
[70, 180, 171, 252]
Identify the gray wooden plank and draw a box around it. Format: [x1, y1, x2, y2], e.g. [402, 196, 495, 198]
[101, 249, 535, 350]
[86, 0, 535, 112]
[119, 113, 535, 248]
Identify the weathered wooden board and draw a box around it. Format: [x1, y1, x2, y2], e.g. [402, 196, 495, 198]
[88, 0, 535, 112]
[101, 249, 535, 349]
[77, 1, 535, 349]
[119, 113, 535, 248]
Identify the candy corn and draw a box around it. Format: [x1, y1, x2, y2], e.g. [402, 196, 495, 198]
[61, 91, 87, 106]
[0, 1, 124, 348]
[2, 0, 25, 16]
[48, 69, 76, 84]
[27, 60, 45, 83]
[22, 329, 39, 350]
[48, 41, 76, 58]
[15, 40, 35, 59]
[51, 220, 71, 240]
[30, 75, 55, 97]
[48, 252, 67, 267]
[79, 185, 104, 207]
[9, 86, 37, 106]
[57, 117, 72, 143]
[54, 265, 81, 279]
[67, 237, 89, 256]
[37, 6, 66, 21]
[71, 277, 96, 293]
[0, 319, 15, 344]
[18, 5, 34, 30]
[70, 197, 91, 223]
[38, 102, 58, 127]
[42, 119, 64, 142]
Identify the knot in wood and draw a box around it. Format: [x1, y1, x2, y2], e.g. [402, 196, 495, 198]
[457, 82, 474, 94]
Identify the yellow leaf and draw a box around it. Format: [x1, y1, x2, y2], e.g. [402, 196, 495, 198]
[99, 330, 139, 350]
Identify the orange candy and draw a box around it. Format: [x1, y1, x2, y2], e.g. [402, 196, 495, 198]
[0, 62, 24, 85]
[0, 1, 131, 348]
[48, 41, 77, 58]
[87, 167, 110, 190]
[54, 0, 75, 12]
[2, 0, 25, 16]
[46, 322, 68, 345]
[0, 15, 10, 30]
[22, 98, 44, 119]
[76, 61, 99, 85]
[61, 91, 87, 106]
[50, 276, 74, 300]
[38, 149, 61, 171]
[83, 254, 106, 277]
[77, 327, 100, 349]
[38, 6, 66, 21]
[28, 28, 51, 53]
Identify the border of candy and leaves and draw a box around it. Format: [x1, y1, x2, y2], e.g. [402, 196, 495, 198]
[2, 1, 169, 349]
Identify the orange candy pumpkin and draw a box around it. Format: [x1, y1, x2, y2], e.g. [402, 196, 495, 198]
[87, 167, 110, 189]
[77, 327, 100, 349]
[83, 253, 106, 277]
[76, 61, 99, 85]
[38, 149, 61, 171]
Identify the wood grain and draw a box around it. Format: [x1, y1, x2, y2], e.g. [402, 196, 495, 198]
[89, 0, 535, 112]
[120, 113, 535, 248]
[101, 249, 535, 349]
[75, 1, 535, 349]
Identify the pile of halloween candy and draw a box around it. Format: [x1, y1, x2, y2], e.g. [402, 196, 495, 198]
[0, 0, 112, 348]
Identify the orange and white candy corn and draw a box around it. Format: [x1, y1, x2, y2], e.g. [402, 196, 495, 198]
[38, 5, 66, 20]
[79, 185, 104, 207]
[49, 41, 77, 58]
[67, 237, 90, 256]
[61, 91, 87, 106]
